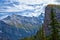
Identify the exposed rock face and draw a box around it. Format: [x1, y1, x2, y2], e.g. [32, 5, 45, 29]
[0, 14, 44, 40]
[43, 4, 60, 36]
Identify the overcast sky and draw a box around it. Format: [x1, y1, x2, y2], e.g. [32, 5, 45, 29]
[0, 0, 60, 17]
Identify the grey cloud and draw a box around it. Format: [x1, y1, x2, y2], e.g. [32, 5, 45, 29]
[55, 0, 60, 2]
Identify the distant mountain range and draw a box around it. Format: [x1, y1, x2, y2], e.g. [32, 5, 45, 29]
[0, 0, 44, 40]
[0, 13, 44, 40]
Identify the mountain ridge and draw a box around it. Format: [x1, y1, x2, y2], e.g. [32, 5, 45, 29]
[0, 13, 44, 40]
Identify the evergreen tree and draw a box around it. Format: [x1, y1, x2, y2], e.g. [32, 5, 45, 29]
[20, 25, 46, 40]
[34, 24, 46, 40]
[49, 7, 59, 40]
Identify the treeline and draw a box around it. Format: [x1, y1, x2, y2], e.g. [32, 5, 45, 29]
[20, 25, 46, 40]
[19, 7, 60, 40]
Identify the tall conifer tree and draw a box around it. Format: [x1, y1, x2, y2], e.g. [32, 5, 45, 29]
[49, 7, 59, 40]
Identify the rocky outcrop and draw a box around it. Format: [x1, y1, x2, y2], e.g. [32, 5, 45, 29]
[43, 4, 60, 36]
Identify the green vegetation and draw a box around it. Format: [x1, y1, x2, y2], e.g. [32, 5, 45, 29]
[19, 25, 46, 40]
[34, 25, 46, 40]
[19, 6, 60, 40]
[47, 7, 60, 40]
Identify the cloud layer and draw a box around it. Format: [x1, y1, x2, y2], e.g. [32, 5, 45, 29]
[0, 0, 60, 17]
